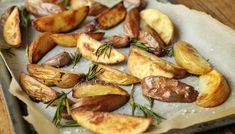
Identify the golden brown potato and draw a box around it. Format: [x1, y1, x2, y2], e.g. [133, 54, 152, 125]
[27, 64, 85, 88]
[95, 64, 140, 85]
[128, 46, 187, 79]
[96, 1, 126, 29]
[3, 6, 21, 47]
[20, 73, 58, 103]
[70, 0, 90, 9]
[77, 33, 125, 64]
[73, 80, 129, 98]
[28, 32, 56, 63]
[174, 41, 212, 75]
[71, 111, 152, 134]
[196, 70, 230, 108]
[1, 6, 15, 27]
[32, 6, 89, 33]
[51, 32, 105, 47]
[89, 0, 109, 16]
[140, 9, 174, 45]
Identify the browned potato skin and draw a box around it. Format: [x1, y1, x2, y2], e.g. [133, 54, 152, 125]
[142, 76, 198, 103]
[89, 1, 109, 16]
[27, 64, 85, 88]
[123, 7, 140, 38]
[20, 73, 59, 103]
[96, 1, 127, 29]
[28, 32, 56, 63]
[0, 6, 15, 27]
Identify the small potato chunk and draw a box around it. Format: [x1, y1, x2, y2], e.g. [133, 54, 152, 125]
[71, 111, 152, 134]
[73, 80, 129, 98]
[140, 9, 174, 45]
[32, 6, 89, 33]
[3, 6, 21, 47]
[28, 32, 56, 63]
[27, 64, 85, 88]
[51, 32, 105, 47]
[128, 46, 187, 79]
[174, 41, 212, 75]
[77, 33, 125, 64]
[142, 76, 198, 103]
[95, 64, 140, 85]
[20, 73, 58, 103]
[196, 70, 230, 108]
[96, 1, 126, 29]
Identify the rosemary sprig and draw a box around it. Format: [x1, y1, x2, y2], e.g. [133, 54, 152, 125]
[70, 51, 82, 68]
[61, 120, 79, 127]
[19, 6, 30, 28]
[83, 63, 104, 81]
[25, 44, 29, 57]
[144, 96, 154, 109]
[0, 48, 15, 57]
[164, 47, 174, 57]
[57, 0, 70, 7]
[95, 42, 113, 59]
[130, 38, 149, 51]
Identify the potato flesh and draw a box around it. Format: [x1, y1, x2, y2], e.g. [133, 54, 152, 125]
[174, 41, 212, 75]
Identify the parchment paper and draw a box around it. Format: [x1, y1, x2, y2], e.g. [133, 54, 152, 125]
[1, 0, 235, 133]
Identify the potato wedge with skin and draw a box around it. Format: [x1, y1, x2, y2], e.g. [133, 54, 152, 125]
[174, 41, 212, 75]
[95, 64, 140, 85]
[96, 1, 126, 29]
[89, 0, 109, 16]
[20, 73, 58, 103]
[77, 33, 125, 64]
[32, 6, 89, 33]
[73, 80, 129, 98]
[71, 111, 152, 134]
[128, 46, 187, 79]
[27, 64, 85, 88]
[28, 32, 56, 63]
[196, 70, 230, 108]
[3, 6, 21, 47]
[1, 6, 15, 27]
[140, 9, 174, 45]
[51, 32, 105, 47]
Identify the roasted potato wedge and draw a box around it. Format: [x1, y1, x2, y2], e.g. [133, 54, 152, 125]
[70, 0, 90, 9]
[95, 64, 140, 85]
[89, 0, 109, 16]
[51, 32, 105, 47]
[174, 41, 212, 75]
[77, 33, 125, 64]
[3, 6, 21, 47]
[128, 46, 187, 79]
[71, 111, 152, 134]
[140, 9, 174, 45]
[27, 64, 85, 88]
[73, 80, 129, 98]
[20, 73, 58, 103]
[142, 76, 198, 103]
[1, 6, 15, 27]
[32, 6, 89, 33]
[96, 1, 126, 29]
[28, 32, 56, 63]
[196, 70, 230, 108]
[71, 94, 129, 112]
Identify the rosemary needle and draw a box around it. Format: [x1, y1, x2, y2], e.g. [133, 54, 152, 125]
[70, 51, 82, 68]
[95, 42, 113, 59]
[0, 48, 15, 57]
[144, 96, 154, 109]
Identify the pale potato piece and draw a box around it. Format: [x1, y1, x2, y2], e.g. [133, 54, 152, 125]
[1, 6, 15, 27]
[28, 32, 56, 63]
[32, 6, 89, 33]
[70, 0, 90, 9]
[140, 9, 174, 45]
[71, 111, 152, 134]
[196, 70, 230, 108]
[27, 64, 85, 88]
[77, 33, 125, 64]
[96, 64, 140, 85]
[174, 41, 212, 75]
[128, 46, 187, 79]
[73, 80, 129, 98]
[3, 6, 21, 47]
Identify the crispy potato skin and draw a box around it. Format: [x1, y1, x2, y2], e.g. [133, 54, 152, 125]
[51, 32, 105, 47]
[73, 80, 129, 98]
[3, 6, 21, 47]
[196, 70, 230, 108]
[77, 33, 125, 64]
[1, 6, 15, 27]
[32, 6, 89, 33]
[174, 41, 212, 75]
[140, 9, 174, 45]
[96, 1, 126, 29]
[128, 46, 187, 79]
[20, 73, 58, 103]
[28, 32, 56, 63]
[142, 76, 198, 103]
[27, 64, 85, 88]
[89, 1, 109, 16]
[95, 64, 140, 85]
[71, 111, 152, 134]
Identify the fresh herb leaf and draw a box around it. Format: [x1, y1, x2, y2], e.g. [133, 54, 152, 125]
[19, 6, 30, 28]
[57, 0, 70, 7]
[144, 96, 154, 109]
[70, 51, 82, 68]
[25, 44, 29, 57]
[95, 42, 113, 59]
[84, 63, 104, 81]
[164, 47, 174, 57]
[61, 120, 79, 127]
[0, 48, 15, 57]
[130, 38, 149, 51]
[130, 84, 136, 116]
